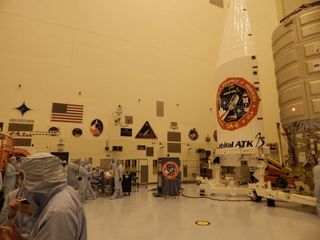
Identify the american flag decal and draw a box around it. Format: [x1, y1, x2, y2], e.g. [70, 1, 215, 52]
[51, 103, 83, 123]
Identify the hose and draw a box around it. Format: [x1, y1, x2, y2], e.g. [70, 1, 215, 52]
[180, 189, 251, 202]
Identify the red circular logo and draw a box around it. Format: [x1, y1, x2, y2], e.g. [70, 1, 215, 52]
[162, 161, 180, 180]
[216, 77, 259, 131]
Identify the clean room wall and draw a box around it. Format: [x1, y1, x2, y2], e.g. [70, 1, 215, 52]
[0, 0, 282, 181]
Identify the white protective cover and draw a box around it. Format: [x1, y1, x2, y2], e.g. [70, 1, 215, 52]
[215, 0, 264, 154]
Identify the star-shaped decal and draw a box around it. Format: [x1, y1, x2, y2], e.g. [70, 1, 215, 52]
[16, 102, 31, 116]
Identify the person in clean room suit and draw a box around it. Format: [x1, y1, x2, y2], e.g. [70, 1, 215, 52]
[67, 159, 80, 190]
[86, 163, 96, 200]
[78, 159, 90, 203]
[0, 153, 87, 240]
[0, 171, 32, 236]
[62, 161, 68, 176]
[110, 160, 124, 200]
[4, 157, 19, 197]
[0, 189, 33, 239]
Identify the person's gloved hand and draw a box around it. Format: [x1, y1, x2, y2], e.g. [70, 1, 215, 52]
[0, 228, 12, 240]
[19, 202, 33, 216]
[8, 199, 21, 220]
[0, 223, 21, 240]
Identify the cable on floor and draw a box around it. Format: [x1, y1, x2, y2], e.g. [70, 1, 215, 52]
[180, 190, 252, 202]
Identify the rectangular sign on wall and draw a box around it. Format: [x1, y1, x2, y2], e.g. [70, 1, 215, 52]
[121, 128, 132, 137]
[8, 119, 34, 132]
[167, 132, 181, 142]
[14, 138, 32, 146]
[156, 101, 164, 117]
[137, 145, 146, 150]
[146, 147, 154, 157]
[167, 143, 181, 153]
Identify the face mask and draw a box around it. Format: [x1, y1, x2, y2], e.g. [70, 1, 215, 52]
[25, 192, 47, 209]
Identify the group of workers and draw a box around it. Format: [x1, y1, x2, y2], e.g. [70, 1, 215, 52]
[64, 158, 98, 203]
[0, 152, 318, 240]
[0, 153, 126, 240]
[64, 158, 124, 201]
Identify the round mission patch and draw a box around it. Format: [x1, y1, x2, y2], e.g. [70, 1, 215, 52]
[216, 77, 259, 131]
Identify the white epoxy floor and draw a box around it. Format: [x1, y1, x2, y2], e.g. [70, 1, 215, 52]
[83, 184, 319, 240]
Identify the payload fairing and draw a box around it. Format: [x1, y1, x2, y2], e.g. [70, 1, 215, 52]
[215, 0, 264, 155]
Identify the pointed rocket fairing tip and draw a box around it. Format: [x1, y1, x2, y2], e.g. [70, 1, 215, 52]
[216, 0, 256, 68]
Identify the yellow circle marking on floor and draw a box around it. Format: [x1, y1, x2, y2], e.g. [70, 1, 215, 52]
[195, 220, 210, 226]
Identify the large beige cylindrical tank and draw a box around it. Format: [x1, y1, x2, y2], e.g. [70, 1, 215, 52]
[272, 2, 320, 129]
[272, 2, 320, 168]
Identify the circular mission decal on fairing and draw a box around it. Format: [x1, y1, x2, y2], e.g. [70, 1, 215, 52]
[217, 77, 259, 130]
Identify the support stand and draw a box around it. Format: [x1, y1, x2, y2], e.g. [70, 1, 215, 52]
[163, 178, 180, 199]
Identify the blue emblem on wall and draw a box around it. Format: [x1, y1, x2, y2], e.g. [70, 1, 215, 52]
[16, 102, 31, 116]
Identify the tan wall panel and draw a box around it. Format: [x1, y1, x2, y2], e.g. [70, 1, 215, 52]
[0, 0, 76, 27]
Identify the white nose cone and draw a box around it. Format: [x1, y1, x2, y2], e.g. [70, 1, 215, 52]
[215, 0, 264, 154]
[216, 0, 255, 68]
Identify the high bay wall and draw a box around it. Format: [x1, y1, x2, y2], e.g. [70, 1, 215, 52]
[0, 0, 280, 182]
